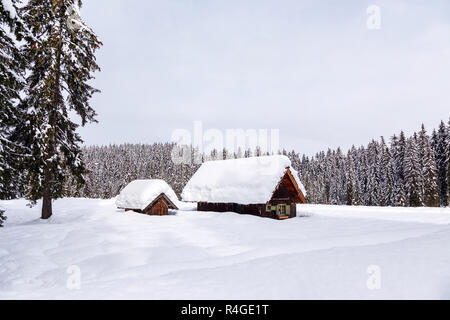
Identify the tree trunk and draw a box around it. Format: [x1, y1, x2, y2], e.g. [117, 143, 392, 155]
[41, 17, 63, 220]
[41, 187, 52, 219]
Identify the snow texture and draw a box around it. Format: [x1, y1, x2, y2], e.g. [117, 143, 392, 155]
[1, 198, 450, 299]
[115, 179, 179, 210]
[182, 155, 306, 204]
[2, 0, 16, 18]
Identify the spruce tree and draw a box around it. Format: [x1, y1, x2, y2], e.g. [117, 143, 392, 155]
[0, 0, 26, 202]
[390, 133, 407, 206]
[335, 147, 346, 204]
[366, 140, 381, 206]
[18, 0, 101, 219]
[380, 142, 395, 206]
[345, 151, 358, 205]
[422, 137, 440, 206]
[404, 137, 424, 206]
[0, 205, 5, 227]
[447, 118, 450, 206]
[431, 129, 439, 159]
[435, 121, 448, 206]
[417, 125, 427, 169]
[396, 132, 407, 184]
[419, 125, 440, 207]
[1, 0, 27, 225]
[359, 149, 369, 205]
[350, 146, 363, 205]
[392, 180, 407, 207]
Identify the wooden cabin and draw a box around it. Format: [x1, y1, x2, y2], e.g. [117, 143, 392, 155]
[124, 193, 178, 215]
[182, 155, 307, 220]
[116, 179, 179, 216]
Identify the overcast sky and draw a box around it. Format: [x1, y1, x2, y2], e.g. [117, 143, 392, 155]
[79, 0, 450, 156]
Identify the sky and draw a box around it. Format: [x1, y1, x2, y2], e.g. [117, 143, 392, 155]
[79, 0, 450, 156]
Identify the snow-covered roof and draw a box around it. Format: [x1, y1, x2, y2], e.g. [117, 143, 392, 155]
[181, 155, 306, 204]
[115, 179, 179, 210]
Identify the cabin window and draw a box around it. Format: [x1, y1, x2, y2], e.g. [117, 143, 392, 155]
[274, 204, 290, 216]
[266, 205, 271, 212]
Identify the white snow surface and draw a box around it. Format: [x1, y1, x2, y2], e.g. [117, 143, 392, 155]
[2, 0, 16, 18]
[115, 179, 179, 210]
[182, 155, 306, 204]
[1, 198, 450, 299]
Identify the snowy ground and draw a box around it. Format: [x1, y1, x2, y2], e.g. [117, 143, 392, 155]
[1, 198, 450, 299]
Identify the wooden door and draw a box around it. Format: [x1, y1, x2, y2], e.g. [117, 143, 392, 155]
[151, 201, 167, 216]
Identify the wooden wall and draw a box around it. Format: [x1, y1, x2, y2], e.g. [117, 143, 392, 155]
[126, 198, 169, 216]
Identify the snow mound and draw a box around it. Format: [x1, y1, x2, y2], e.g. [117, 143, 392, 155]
[1, 198, 450, 299]
[182, 155, 306, 204]
[115, 179, 179, 210]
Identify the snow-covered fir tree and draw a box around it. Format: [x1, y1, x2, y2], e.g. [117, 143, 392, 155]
[380, 139, 395, 206]
[345, 150, 356, 205]
[404, 137, 424, 207]
[0, 205, 5, 227]
[357, 147, 369, 205]
[447, 118, 450, 206]
[17, 0, 101, 219]
[366, 140, 381, 206]
[419, 125, 440, 207]
[349, 146, 363, 205]
[390, 133, 407, 206]
[0, 0, 29, 226]
[0, 0, 26, 200]
[434, 121, 448, 207]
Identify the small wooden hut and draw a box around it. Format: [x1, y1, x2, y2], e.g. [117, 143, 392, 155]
[116, 180, 179, 216]
[181, 155, 306, 220]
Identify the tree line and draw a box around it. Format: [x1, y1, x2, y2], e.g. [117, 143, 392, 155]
[59, 120, 449, 209]
[0, 0, 101, 225]
[297, 121, 449, 207]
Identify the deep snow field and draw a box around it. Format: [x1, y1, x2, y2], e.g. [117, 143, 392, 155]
[1, 198, 450, 300]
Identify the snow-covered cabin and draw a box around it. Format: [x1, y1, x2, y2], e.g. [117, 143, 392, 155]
[116, 180, 179, 215]
[182, 155, 307, 219]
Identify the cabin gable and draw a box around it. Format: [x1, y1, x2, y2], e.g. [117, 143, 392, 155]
[143, 193, 178, 212]
[271, 168, 307, 204]
[123, 193, 179, 216]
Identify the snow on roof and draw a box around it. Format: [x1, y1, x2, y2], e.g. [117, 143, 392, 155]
[115, 179, 179, 210]
[181, 155, 306, 204]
